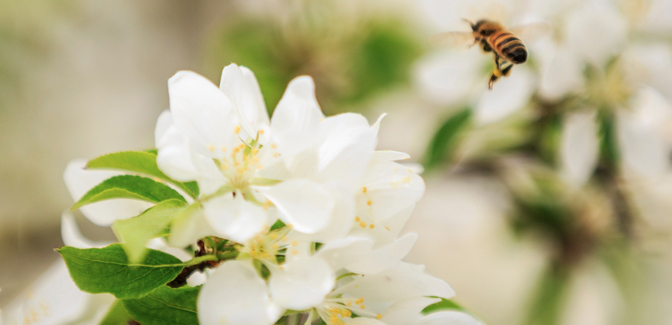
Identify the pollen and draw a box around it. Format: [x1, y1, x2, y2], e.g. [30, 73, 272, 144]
[362, 187, 367, 193]
[221, 146, 227, 152]
[259, 129, 265, 134]
[234, 125, 241, 134]
[369, 224, 375, 229]
[376, 314, 382, 319]
[273, 152, 280, 157]
[271, 143, 278, 149]
[359, 221, 367, 228]
[385, 226, 390, 231]
[355, 216, 360, 221]
[360, 305, 366, 309]
[367, 200, 372, 206]
[208, 144, 215, 152]
[291, 241, 298, 247]
[356, 298, 364, 304]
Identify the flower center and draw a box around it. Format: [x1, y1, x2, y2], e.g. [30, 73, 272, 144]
[315, 295, 383, 325]
[238, 226, 292, 268]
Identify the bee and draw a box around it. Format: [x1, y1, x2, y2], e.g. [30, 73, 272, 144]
[430, 19, 550, 89]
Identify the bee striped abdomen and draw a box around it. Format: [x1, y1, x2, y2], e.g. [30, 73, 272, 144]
[489, 31, 528, 64]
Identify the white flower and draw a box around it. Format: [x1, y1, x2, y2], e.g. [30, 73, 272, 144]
[157, 64, 377, 244]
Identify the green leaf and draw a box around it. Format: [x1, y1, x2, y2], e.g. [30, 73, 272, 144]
[122, 286, 200, 325]
[424, 108, 472, 171]
[422, 297, 467, 314]
[70, 175, 186, 211]
[99, 300, 133, 325]
[598, 111, 619, 169]
[86, 151, 199, 198]
[57, 244, 184, 299]
[112, 199, 188, 264]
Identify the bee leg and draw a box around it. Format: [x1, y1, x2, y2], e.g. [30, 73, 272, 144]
[488, 68, 503, 90]
[482, 41, 492, 53]
[502, 63, 514, 77]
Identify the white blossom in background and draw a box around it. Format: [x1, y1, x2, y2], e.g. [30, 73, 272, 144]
[540, 0, 672, 185]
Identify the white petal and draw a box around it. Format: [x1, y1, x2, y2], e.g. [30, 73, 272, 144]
[270, 76, 324, 157]
[343, 319, 386, 325]
[168, 71, 240, 159]
[270, 257, 334, 310]
[63, 160, 153, 226]
[475, 67, 535, 125]
[566, 2, 627, 66]
[374, 150, 410, 161]
[346, 233, 418, 275]
[358, 159, 425, 223]
[2, 261, 90, 325]
[317, 113, 377, 186]
[315, 236, 375, 271]
[202, 194, 269, 243]
[288, 189, 356, 243]
[537, 42, 584, 101]
[259, 180, 335, 234]
[156, 126, 205, 182]
[560, 111, 599, 187]
[372, 113, 387, 136]
[154, 110, 173, 148]
[414, 51, 485, 106]
[61, 212, 109, 249]
[220, 64, 270, 140]
[380, 297, 441, 325]
[168, 209, 219, 248]
[334, 265, 455, 313]
[198, 261, 279, 325]
[416, 311, 483, 325]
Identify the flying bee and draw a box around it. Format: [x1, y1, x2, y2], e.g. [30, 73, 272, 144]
[430, 19, 550, 89]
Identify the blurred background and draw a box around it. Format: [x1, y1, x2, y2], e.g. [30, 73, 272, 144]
[2, 0, 672, 324]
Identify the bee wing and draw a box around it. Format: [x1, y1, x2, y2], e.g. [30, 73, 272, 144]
[509, 22, 551, 44]
[429, 31, 475, 49]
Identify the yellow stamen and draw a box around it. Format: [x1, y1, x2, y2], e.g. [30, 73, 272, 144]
[359, 221, 367, 228]
[234, 125, 241, 134]
[362, 187, 367, 193]
[367, 200, 372, 206]
[369, 224, 375, 229]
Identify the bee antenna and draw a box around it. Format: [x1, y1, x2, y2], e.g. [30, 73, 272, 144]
[462, 18, 476, 30]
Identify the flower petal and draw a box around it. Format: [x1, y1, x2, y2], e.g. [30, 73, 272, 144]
[474, 67, 535, 125]
[168, 71, 240, 159]
[315, 236, 375, 271]
[2, 261, 91, 325]
[317, 113, 377, 187]
[202, 194, 269, 243]
[270, 257, 334, 310]
[358, 158, 425, 223]
[198, 261, 279, 325]
[345, 233, 418, 275]
[259, 180, 335, 234]
[373, 150, 410, 161]
[220, 64, 270, 140]
[270, 76, 325, 157]
[380, 297, 441, 325]
[560, 111, 599, 187]
[61, 212, 109, 249]
[63, 160, 153, 226]
[334, 263, 455, 314]
[154, 110, 173, 148]
[416, 311, 484, 325]
[168, 209, 219, 248]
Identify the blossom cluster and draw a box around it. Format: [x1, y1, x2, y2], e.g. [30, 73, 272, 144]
[41, 64, 482, 325]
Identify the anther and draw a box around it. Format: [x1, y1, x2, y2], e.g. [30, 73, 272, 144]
[362, 187, 367, 193]
[355, 216, 360, 221]
[367, 200, 372, 206]
[208, 144, 215, 152]
[369, 224, 375, 229]
[359, 221, 367, 228]
[234, 125, 241, 134]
